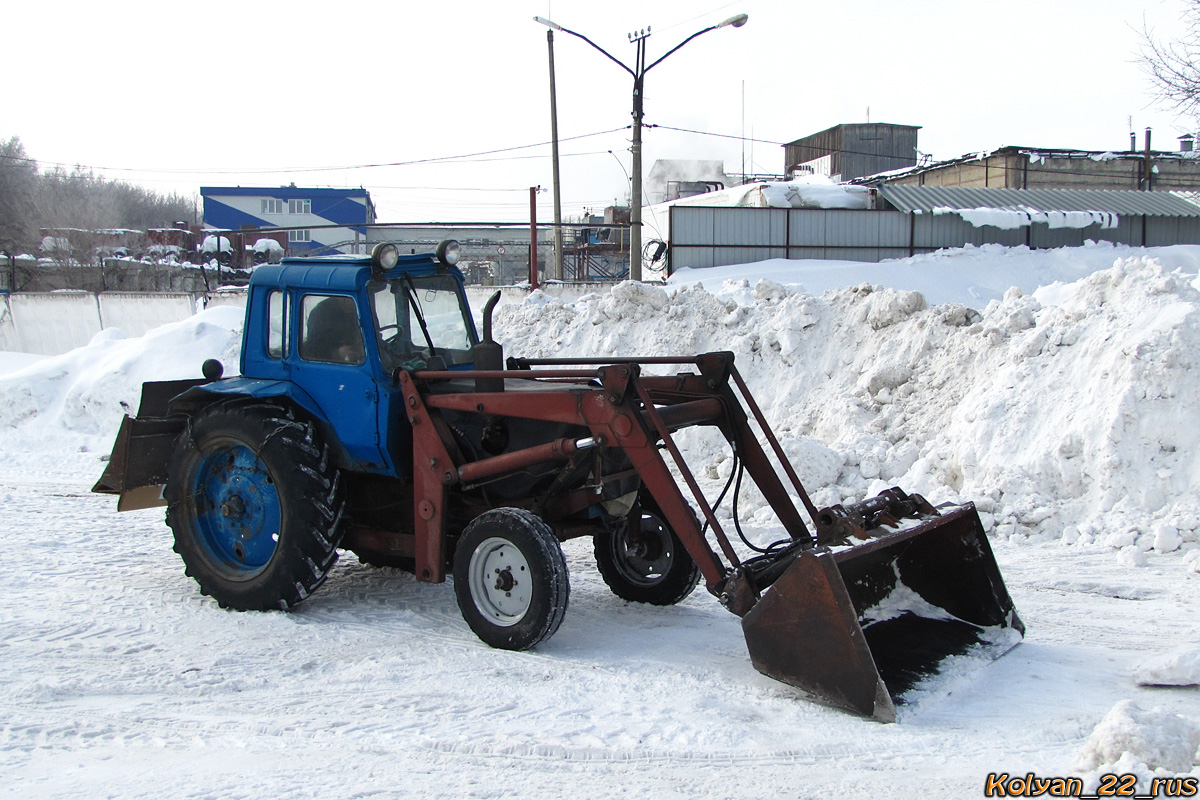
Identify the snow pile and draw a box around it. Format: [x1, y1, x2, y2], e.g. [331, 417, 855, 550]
[1073, 701, 1200, 790]
[0, 306, 242, 449]
[500, 252, 1200, 559]
[0, 352, 45, 377]
[1134, 647, 1200, 687]
[4, 245, 1200, 564]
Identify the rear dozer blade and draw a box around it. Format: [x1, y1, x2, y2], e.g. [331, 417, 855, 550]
[741, 503, 1023, 722]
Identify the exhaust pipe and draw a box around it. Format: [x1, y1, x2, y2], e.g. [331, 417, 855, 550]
[473, 290, 504, 393]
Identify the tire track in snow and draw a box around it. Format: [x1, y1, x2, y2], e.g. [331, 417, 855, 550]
[0, 696, 1061, 770]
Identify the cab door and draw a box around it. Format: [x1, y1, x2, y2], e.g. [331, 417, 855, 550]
[367, 280, 416, 479]
[290, 292, 388, 472]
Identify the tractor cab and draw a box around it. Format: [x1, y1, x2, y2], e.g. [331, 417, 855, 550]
[237, 241, 479, 476]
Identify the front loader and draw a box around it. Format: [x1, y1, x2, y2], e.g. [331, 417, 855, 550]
[94, 240, 1023, 721]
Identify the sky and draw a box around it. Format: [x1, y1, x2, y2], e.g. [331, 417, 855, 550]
[6, 0, 1199, 224]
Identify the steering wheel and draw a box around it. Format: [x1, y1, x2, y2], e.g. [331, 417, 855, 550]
[378, 323, 403, 344]
[377, 324, 406, 352]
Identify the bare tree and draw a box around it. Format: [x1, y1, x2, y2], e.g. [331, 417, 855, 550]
[1141, 3, 1200, 120]
[37, 167, 115, 265]
[112, 182, 195, 231]
[1, 137, 198, 267]
[0, 137, 40, 256]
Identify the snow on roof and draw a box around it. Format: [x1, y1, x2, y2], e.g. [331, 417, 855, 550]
[933, 206, 1117, 230]
[645, 176, 869, 213]
[200, 235, 232, 252]
[642, 177, 870, 243]
[253, 238, 284, 253]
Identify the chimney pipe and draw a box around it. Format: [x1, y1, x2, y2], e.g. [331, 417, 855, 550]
[1181, 134, 1195, 152]
[1144, 128, 1153, 191]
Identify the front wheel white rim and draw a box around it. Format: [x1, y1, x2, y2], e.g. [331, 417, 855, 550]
[467, 537, 532, 627]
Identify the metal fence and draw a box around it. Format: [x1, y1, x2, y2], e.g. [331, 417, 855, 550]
[359, 224, 630, 285]
[667, 206, 1200, 270]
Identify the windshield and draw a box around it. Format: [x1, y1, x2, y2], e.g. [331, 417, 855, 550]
[370, 273, 475, 372]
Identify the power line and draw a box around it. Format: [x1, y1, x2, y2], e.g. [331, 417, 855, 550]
[649, 123, 784, 146]
[12, 120, 1200, 192]
[0, 128, 631, 176]
[651, 2, 743, 35]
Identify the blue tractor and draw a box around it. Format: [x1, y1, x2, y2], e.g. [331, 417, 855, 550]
[94, 241, 1023, 721]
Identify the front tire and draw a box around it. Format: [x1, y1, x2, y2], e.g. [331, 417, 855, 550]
[165, 402, 345, 610]
[453, 508, 568, 650]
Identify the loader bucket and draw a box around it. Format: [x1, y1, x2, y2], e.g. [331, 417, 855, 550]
[741, 503, 1023, 722]
[92, 378, 203, 511]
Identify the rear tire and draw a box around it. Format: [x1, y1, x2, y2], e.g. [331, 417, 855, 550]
[594, 501, 701, 606]
[453, 508, 568, 650]
[165, 402, 345, 610]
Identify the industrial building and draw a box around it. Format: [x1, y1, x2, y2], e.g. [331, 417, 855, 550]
[856, 135, 1200, 193]
[784, 123, 922, 182]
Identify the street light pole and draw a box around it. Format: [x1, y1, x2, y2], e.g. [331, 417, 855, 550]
[534, 13, 747, 282]
[629, 29, 648, 282]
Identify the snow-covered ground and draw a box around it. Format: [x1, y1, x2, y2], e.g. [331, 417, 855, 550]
[2, 243, 1198, 798]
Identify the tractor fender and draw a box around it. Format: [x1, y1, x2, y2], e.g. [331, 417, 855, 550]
[167, 378, 359, 471]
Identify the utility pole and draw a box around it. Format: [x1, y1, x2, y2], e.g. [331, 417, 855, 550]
[546, 30, 564, 282]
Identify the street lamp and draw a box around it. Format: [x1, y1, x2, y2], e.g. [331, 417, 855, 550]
[607, 149, 630, 195]
[534, 13, 748, 281]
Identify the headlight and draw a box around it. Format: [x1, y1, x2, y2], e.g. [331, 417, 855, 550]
[435, 239, 461, 266]
[372, 242, 400, 272]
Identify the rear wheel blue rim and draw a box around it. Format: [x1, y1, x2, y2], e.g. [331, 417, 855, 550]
[191, 441, 282, 578]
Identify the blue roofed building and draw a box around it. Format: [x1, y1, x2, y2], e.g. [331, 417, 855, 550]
[201, 186, 376, 256]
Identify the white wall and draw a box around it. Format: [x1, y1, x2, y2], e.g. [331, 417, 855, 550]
[98, 293, 199, 338]
[0, 291, 246, 356]
[6, 293, 107, 356]
[1, 283, 618, 356]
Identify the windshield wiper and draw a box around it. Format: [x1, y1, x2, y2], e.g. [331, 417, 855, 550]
[403, 275, 440, 361]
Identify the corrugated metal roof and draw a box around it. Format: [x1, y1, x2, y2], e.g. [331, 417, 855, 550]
[877, 185, 1200, 217]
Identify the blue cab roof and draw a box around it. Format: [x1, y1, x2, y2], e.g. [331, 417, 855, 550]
[250, 250, 452, 292]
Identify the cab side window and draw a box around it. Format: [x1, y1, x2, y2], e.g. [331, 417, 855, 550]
[299, 294, 365, 365]
[267, 291, 287, 359]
